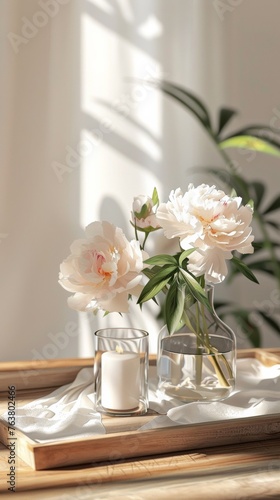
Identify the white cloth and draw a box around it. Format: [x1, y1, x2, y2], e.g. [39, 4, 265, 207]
[1, 368, 105, 442]
[1, 358, 280, 441]
[142, 357, 280, 430]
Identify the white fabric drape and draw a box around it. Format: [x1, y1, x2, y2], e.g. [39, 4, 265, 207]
[1, 0, 279, 361]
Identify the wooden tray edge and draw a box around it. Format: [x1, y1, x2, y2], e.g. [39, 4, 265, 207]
[22, 413, 280, 470]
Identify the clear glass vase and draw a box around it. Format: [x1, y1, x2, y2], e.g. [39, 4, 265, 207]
[157, 285, 236, 402]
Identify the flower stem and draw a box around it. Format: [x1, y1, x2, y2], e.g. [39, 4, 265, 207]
[195, 303, 202, 385]
[182, 303, 232, 388]
[199, 302, 232, 387]
[141, 232, 149, 251]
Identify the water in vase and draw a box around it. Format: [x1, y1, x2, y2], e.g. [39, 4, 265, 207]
[157, 333, 235, 401]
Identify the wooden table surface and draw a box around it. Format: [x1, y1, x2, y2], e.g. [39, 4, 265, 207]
[1, 439, 280, 499]
[0, 350, 280, 499]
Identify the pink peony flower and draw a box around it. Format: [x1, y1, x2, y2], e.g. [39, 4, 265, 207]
[59, 221, 147, 313]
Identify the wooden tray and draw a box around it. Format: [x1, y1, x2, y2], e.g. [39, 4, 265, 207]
[0, 349, 280, 471]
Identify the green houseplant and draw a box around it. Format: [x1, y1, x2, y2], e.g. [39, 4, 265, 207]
[155, 80, 280, 346]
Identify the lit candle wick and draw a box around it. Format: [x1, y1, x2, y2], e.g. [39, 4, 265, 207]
[116, 345, 123, 354]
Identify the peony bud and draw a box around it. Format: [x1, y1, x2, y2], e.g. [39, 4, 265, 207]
[131, 194, 160, 231]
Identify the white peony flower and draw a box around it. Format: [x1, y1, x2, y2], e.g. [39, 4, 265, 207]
[187, 245, 233, 284]
[59, 221, 146, 313]
[156, 184, 254, 283]
[155, 188, 203, 242]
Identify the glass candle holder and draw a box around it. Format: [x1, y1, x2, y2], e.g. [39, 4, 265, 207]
[94, 328, 149, 416]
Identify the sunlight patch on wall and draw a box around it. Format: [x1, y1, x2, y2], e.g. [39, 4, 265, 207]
[78, 7, 164, 355]
[80, 11, 163, 227]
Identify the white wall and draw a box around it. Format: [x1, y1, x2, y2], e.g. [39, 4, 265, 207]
[0, 0, 279, 361]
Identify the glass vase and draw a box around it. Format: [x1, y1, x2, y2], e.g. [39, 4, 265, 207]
[157, 285, 236, 402]
[94, 328, 149, 416]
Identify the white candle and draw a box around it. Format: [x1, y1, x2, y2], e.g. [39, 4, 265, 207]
[101, 350, 140, 410]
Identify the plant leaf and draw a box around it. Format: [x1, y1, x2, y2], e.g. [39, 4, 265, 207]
[137, 276, 171, 304]
[224, 125, 280, 150]
[144, 255, 177, 266]
[158, 80, 212, 131]
[219, 135, 280, 157]
[178, 248, 196, 267]
[241, 259, 280, 276]
[219, 307, 261, 347]
[231, 256, 259, 284]
[258, 311, 280, 334]
[214, 300, 234, 310]
[263, 194, 280, 215]
[165, 281, 186, 334]
[152, 187, 159, 206]
[217, 107, 237, 135]
[266, 219, 280, 231]
[179, 269, 211, 309]
[137, 265, 176, 304]
[249, 181, 266, 210]
[142, 266, 160, 279]
[235, 311, 261, 347]
[228, 124, 280, 135]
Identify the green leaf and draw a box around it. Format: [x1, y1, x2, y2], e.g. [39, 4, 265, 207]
[252, 241, 266, 252]
[249, 182, 266, 210]
[137, 277, 171, 304]
[219, 135, 280, 157]
[178, 248, 196, 267]
[266, 219, 280, 231]
[165, 281, 186, 334]
[184, 291, 196, 309]
[152, 187, 159, 206]
[263, 194, 280, 215]
[258, 311, 280, 334]
[245, 326, 261, 348]
[144, 255, 177, 266]
[229, 124, 280, 136]
[247, 199, 254, 210]
[243, 259, 280, 277]
[235, 311, 261, 347]
[179, 269, 211, 309]
[219, 308, 261, 347]
[217, 107, 237, 135]
[214, 300, 234, 310]
[254, 240, 280, 252]
[142, 266, 160, 279]
[158, 80, 212, 131]
[231, 256, 259, 284]
[224, 125, 280, 150]
[137, 265, 176, 304]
